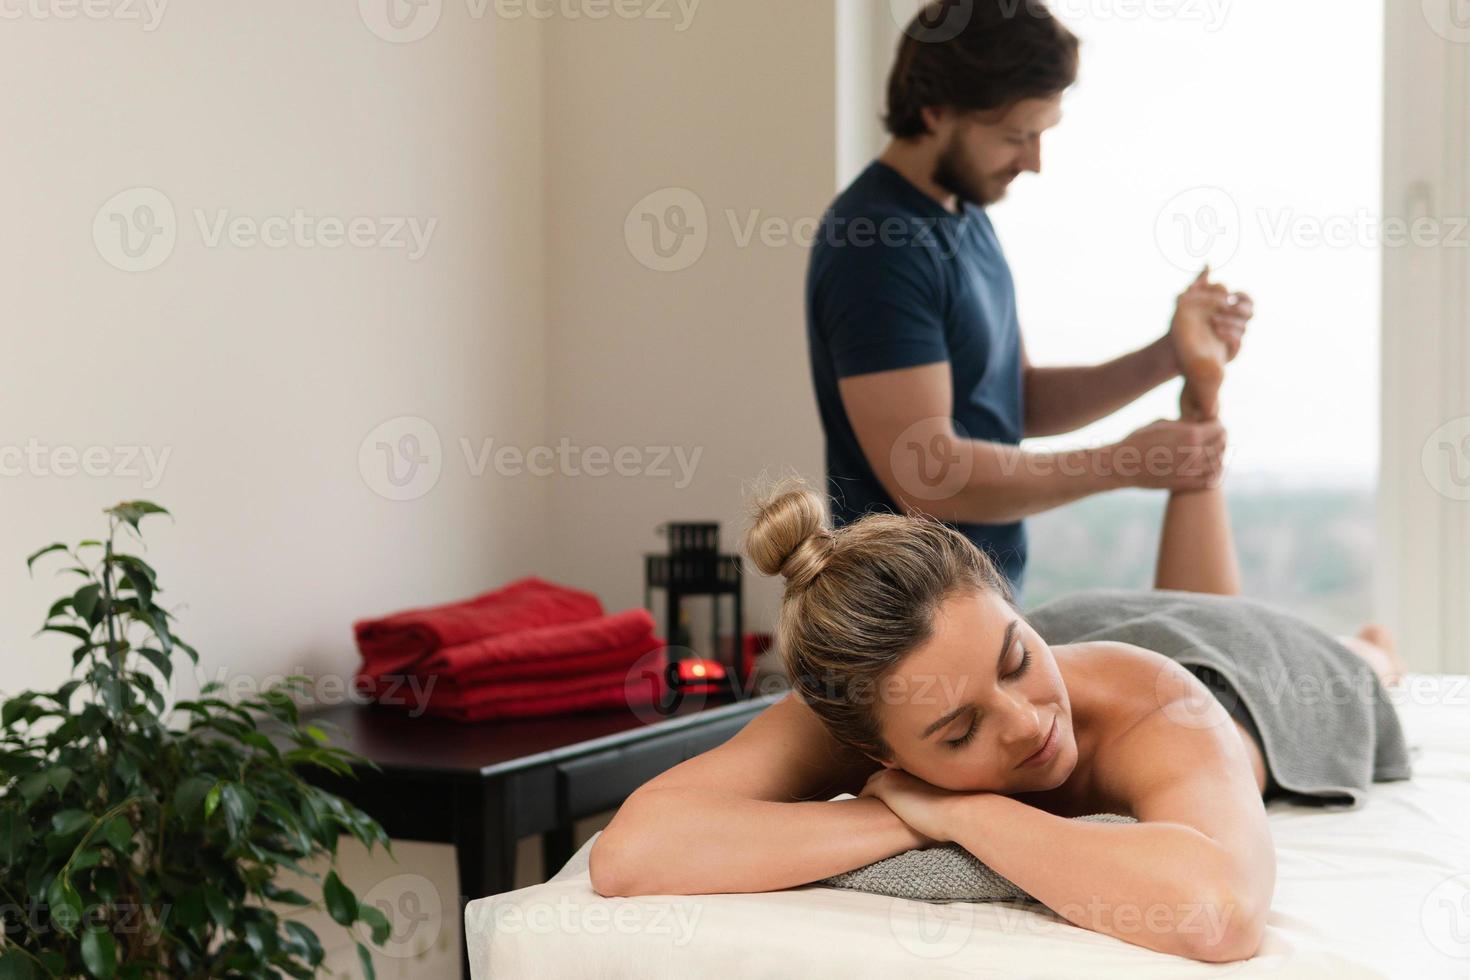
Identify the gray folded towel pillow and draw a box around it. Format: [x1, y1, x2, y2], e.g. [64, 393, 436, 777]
[815, 813, 1137, 903]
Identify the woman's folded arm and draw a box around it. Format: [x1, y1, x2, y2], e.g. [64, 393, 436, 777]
[945, 794, 1260, 962]
[591, 788, 927, 897]
[941, 677, 1275, 963]
[589, 692, 897, 896]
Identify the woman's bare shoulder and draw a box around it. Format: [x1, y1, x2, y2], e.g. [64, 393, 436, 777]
[1058, 639, 1186, 731]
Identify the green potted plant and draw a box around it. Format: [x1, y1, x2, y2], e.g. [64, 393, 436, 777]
[0, 502, 394, 978]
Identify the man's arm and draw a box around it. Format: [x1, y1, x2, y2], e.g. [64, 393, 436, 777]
[840, 362, 1225, 526]
[1022, 334, 1179, 438]
[1022, 273, 1256, 437]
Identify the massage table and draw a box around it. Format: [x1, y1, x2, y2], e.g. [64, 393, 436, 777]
[465, 673, 1470, 978]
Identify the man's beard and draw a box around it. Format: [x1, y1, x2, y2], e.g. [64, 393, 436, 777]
[933, 136, 1010, 208]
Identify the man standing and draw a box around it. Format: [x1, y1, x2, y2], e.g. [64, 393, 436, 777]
[805, 0, 1251, 598]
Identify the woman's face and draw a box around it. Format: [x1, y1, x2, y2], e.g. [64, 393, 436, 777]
[870, 588, 1076, 794]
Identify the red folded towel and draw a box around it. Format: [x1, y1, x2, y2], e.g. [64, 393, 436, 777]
[424, 662, 653, 707]
[413, 608, 659, 684]
[419, 662, 664, 722]
[353, 576, 604, 676]
[425, 636, 666, 696]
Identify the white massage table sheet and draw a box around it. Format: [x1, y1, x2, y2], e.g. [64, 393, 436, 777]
[466, 673, 1470, 978]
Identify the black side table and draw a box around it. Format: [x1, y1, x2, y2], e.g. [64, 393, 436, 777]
[295, 688, 786, 979]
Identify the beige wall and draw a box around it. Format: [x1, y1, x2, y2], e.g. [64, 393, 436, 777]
[540, 2, 838, 635]
[0, 4, 551, 977]
[0, 2, 550, 700]
[1, 1, 848, 976]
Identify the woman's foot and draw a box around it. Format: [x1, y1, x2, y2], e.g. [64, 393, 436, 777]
[1343, 623, 1407, 689]
[1171, 268, 1230, 421]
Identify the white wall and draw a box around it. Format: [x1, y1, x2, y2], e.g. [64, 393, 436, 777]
[1380, 0, 1470, 674]
[540, 2, 838, 633]
[1, 2, 846, 976]
[0, 4, 548, 698]
[1, 5, 549, 977]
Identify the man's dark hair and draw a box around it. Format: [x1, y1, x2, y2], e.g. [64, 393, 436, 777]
[885, 0, 1080, 139]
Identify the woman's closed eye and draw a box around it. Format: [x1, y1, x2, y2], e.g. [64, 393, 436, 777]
[944, 645, 1033, 751]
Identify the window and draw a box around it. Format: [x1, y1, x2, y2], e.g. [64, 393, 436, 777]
[989, 4, 1384, 635]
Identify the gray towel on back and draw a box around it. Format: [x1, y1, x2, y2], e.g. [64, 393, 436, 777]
[815, 589, 1412, 904]
[1025, 588, 1413, 807]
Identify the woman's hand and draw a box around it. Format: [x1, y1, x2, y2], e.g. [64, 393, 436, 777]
[858, 768, 963, 845]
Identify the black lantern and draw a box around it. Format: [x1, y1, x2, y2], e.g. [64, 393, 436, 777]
[643, 521, 745, 708]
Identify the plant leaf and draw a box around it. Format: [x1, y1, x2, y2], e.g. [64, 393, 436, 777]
[47, 876, 83, 936]
[0, 948, 38, 979]
[0, 809, 31, 865]
[71, 583, 103, 626]
[356, 941, 376, 980]
[219, 783, 256, 839]
[40, 623, 92, 642]
[25, 543, 67, 574]
[283, 921, 324, 966]
[357, 901, 391, 946]
[51, 809, 93, 837]
[202, 886, 233, 929]
[81, 929, 118, 979]
[105, 501, 170, 532]
[204, 782, 223, 821]
[101, 815, 133, 855]
[323, 871, 357, 927]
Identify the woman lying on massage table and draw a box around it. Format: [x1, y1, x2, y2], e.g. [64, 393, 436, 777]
[589, 392, 1409, 965]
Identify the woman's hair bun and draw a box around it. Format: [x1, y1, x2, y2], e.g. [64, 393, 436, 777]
[743, 476, 834, 590]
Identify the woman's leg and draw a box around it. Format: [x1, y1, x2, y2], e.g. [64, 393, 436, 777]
[1153, 486, 1243, 596]
[1154, 484, 1406, 685]
[1337, 626, 1408, 689]
[1155, 358, 1241, 597]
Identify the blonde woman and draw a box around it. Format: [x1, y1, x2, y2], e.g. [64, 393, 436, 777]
[589, 472, 1409, 964]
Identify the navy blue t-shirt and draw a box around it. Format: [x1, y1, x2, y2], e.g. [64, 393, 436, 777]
[804, 161, 1029, 593]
